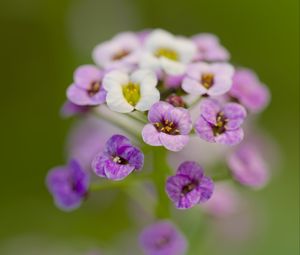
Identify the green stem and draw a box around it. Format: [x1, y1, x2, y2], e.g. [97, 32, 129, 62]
[152, 147, 172, 219]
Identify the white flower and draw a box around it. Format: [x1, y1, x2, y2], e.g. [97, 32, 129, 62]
[103, 69, 160, 113]
[140, 29, 197, 76]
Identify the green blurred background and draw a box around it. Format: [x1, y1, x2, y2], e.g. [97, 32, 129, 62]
[0, 0, 299, 254]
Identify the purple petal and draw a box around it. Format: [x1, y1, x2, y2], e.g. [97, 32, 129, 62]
[91, 153, 108, 178]
[142, 124, 162, 146]
[215, 128, 244, 146]
[118, 145, 144, 170]
[200, 99, 221, 125]
[164, 107, 192, 135]
[176, 161, 204, 180]
[197, 176, 214, 203]
[148, 101, 173, 123]
[223, 103, 247, 130]
[103, 160, 135, 181]
[104, 134, 131, 155]
[195, 116, 215, 142]
[159, 133, 189, 152]
[74, 65, 102, 89]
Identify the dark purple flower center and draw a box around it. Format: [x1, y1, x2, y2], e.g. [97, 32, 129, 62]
[87, 81, 101, 97]
[112, 49, 130, 61]
[201, 73, 214, 89]
[112, 155, 128, 165]
[154, 235, 171, 249]
[154, 119, 180, 135]
[181, 181, 198, 195]
[212, 112, 228, 136]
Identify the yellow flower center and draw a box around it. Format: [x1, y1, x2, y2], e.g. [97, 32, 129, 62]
[155, 48, 178, 61]
[122, 82, 141, 106]
[154, 119, 180, 135]
[87, 81, 101, 97]
[201, 73, 214, 89]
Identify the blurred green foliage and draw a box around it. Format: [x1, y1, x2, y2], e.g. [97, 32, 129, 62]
[0, 0, 298, 254]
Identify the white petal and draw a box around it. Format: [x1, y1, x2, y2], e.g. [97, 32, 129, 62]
[175, 37, 197, 63]
[145, 29, 175, 52]
[160, 57, 186, 75]
[139, 52, 161, 71]
[106, 87, 134, 113]
[131, 69, 157, 87]
[103, 70, 129, 91]
[135, 87, 160, 111]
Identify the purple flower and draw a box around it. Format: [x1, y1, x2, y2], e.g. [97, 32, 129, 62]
[46, 160, 90, 211]
[166, 161, 214, 209]
[60, 100, 90, 118]
[142, 102, 192, 152]
[195, 99, 247, 146]
[67, 65, 106, 106]
[192, 33, 230, 62]
[229, 68, 270, 112]
[227, 141, 270, 188]
[182, 62, 234, 96]
[139, 221, 187, 255]
[92, 32, 141, 70]
[92, 135, 144, 181]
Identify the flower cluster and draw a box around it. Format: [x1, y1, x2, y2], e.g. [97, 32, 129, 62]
[48, 29, 274, 254]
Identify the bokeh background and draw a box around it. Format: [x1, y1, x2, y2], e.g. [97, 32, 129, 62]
[0, 0, 299, 254]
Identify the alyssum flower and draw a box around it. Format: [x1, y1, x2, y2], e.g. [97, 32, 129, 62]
[92, 32, 141, 70]
[166, 161, 214, 209]
[46, 160, 90, 211]
[103, 69, 160, 113]
[182, 62, 234, 96]
[140, 29, 197, 75]
[139, 221, 187, 255]
[195, 99, 247, 146]
[67, 65, 106, 106]
[92, 134, 144, 181]
[142, 101, 192, 152]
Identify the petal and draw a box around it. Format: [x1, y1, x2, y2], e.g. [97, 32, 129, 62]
[135, 87, 160, 111]
[160, 57, 186, 75]
[200, 99, 221, 125]
[159, 133, 189, 152]
[198, 176, 214, 203]
[106, 87, 134, 113]
[67, 84, 102, 106]
[131, 69, 157, 88]
[74, 65, 102, 88]
[182, 77, 208, 95]
[105, 134, 131, 155]
[145, 29, 175, 52]
[175, 37, 197, 63]
[142, 124, 162, 146]
[103, 70, 129, 91]
[147, 101, 173, 123]
[215, 128, 244, 146]
[165, 107, 192, 135]
[223, 103, 247, 130]
[104, 160, 135, 181]
[176, 161, 204, 179]
[91, 154, 108, 178]
[139, 52, 161, 72]
[195, 116, 215, 143]
[117, 145, 144, 170]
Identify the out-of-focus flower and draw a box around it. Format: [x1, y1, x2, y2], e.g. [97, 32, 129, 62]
[139, 220, 187, 255]
[140, 29, 197, 75]
[67, 65, 106, 106]
[182, 62, 234, 96]
[92, 32, 141, 70]
[192, 33, 230, 62]
[103, 69, 160, 113]
[202, 182, 242, 217]
[227, 139, 270, 188]
[46, 160, 89, 211]
[92, 135, 144, 181]
[142, 102, 192, 151]
[229, 68, 270, 112]
[165, 94, 186, 108]
[195, 99, 247, 146]
[60, 100, 90, 118]
[166, 161, 214, 209]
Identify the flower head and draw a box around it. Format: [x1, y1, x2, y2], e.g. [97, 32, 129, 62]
[139, 221, 187, 255]
[182, 62, 234, 96]
[92, 134, 144, 181]
[229, 68, 270, 112]
[166, 161, 214, 209]
[140, 29, 197, 75]
[67, 65, 106, 106]
[227, 141, 270, 188]
[92, 32, 141, 70]
[103, 69, 160, 113]
[46, 160, 90, 211]
[195, 99, 247, 146]
[142, 102, 192, 151]
[192, 33, 230, 62]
